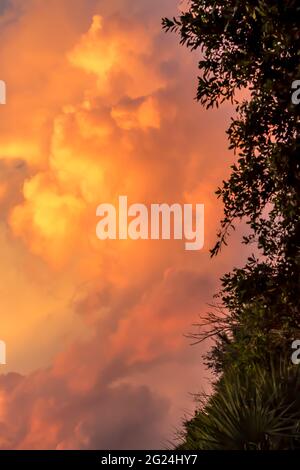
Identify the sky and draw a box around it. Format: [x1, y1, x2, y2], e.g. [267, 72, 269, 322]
[0, 0, 248, 449]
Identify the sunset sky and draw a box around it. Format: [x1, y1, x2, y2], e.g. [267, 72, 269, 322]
[0, 0, 249, 449]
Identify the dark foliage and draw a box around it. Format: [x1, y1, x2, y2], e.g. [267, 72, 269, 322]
[178, 360, 300, 450]
[163, 0, 300, 449]
[163, 0, 300, 371]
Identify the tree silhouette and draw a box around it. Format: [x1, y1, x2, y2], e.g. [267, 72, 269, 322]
[163, 0, 300, 448]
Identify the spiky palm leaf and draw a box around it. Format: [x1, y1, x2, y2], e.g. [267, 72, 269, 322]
[180, 360, 300, 450]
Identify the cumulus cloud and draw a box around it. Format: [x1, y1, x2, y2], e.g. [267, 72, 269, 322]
[0, 0, 247, 449]
[0, 371, 169, 450]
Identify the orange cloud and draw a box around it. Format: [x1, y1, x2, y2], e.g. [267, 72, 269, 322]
[0, 0, 248, 449]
